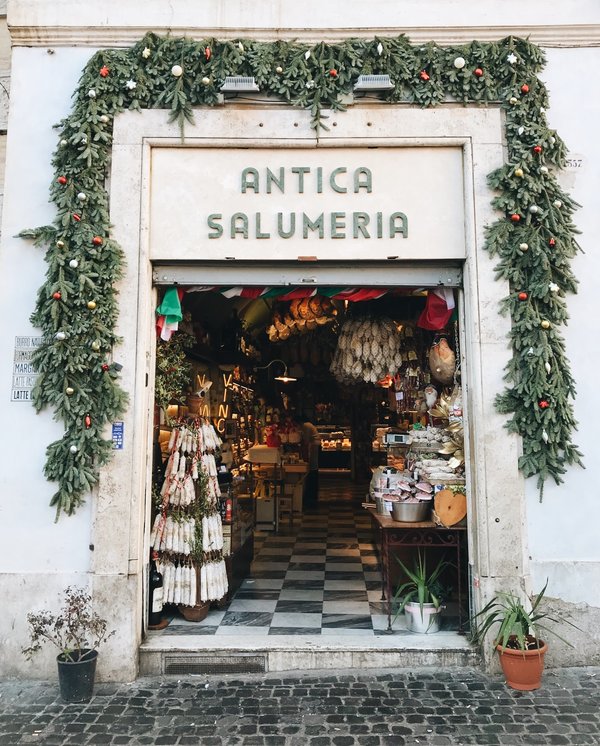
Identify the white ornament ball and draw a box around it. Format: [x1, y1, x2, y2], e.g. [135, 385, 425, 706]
[540, 166, 549, 174]
[171, 64, 183, 77]
[201, 76, 211, 86]
[275, 66, 283, 74]
[55, 331, 67, 341]
[77, 192, 86, 201]
[99, 114, 110, 123]
[142, 47, 151, 59]
[529, 205, 539, 214]
[70, 444, 78, 454]
[60, 139, 68, 146]
[553, 200, 562, 209]
[509, 97, 518, 105]
[519, 243, 529, 251]
[91, 340, 101, 351]
[88, 89, 96, 98]
[453, 56, 466, 69]
[69, 259, 79, 268]
[549, 136, 556, 145]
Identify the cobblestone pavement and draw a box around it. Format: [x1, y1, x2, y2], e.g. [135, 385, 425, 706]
[0, 667, 599, 745]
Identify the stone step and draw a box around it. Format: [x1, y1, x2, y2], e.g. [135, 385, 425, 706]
[139, 635, 479, 675]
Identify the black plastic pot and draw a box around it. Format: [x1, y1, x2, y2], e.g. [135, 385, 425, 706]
[56, 649, 98, 702]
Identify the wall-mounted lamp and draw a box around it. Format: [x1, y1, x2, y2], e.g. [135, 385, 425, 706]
[256, 358, 297, 383]
[353, 74, 394, 92]
[220, 76, 260, 93]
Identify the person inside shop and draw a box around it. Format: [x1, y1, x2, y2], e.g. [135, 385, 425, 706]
[294, 413, 320, 509]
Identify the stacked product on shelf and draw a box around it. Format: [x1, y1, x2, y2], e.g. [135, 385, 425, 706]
[150, 420, 228, 620]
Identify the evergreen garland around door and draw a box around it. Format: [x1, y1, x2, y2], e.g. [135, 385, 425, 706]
[19, 33, 582, 516]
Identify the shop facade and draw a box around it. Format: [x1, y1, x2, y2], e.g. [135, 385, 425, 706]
[1, 1, 599, 681]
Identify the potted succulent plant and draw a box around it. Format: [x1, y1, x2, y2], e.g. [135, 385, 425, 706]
[470, 581, 579, 691]
[393, 550, 451, 633]
[22, 586, 114, 702]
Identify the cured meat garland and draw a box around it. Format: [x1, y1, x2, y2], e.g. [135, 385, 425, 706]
[151, 419, 228, 611]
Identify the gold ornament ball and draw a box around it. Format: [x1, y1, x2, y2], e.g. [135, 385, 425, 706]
[87, 300, 97, 310]
[509, 96, 518, 104]
[91, 340, 101, 351]
[56, 240, 65, 249]
[514, 168, 524, 178]
[66, 387, 74, 396]
[541, 320, 551, 329]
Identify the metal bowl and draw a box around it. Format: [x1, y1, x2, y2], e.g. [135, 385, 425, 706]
[391, 501, 430, 522]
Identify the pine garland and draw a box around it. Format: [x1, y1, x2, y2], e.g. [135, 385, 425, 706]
[19, 33, 582, 517]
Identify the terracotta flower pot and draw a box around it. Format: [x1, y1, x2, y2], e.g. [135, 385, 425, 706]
[497, 638, 547, 690]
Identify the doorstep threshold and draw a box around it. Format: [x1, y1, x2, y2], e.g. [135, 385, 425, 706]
[139, 632, 478, 674]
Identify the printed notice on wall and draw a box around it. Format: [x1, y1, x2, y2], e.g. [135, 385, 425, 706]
[11, 336, 43, 402]
[112, 421, 124, 450]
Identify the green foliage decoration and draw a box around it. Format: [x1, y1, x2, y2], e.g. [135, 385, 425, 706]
[19, 32, 581, 517]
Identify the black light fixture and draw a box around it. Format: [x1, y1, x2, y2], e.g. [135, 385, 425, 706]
[256, 358, 297, 383]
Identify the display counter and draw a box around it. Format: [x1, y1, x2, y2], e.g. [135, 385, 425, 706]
[318, 425, 351, 470]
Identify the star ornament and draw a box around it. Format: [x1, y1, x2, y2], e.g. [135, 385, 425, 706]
[125, 79, 137, 91]
[549, 282, 560, 293]
[507, 53, 518, 65]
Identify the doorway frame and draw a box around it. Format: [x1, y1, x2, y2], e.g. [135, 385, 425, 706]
[92, 104, 530, 678]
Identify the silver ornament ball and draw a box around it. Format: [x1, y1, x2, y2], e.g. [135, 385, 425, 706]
[69, 444, 78, 454]
[69, 259, 79, 268]
[171, 64, 183, 77]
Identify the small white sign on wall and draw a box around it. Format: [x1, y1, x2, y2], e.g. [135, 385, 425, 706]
[11, 335, 42, 402]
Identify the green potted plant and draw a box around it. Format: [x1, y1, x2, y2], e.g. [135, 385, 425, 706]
[22, 586, 114, 702]
[393, 550, 451, 633]
[470, 581, 579, 691]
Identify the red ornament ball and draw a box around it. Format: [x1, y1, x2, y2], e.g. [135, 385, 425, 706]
[329, 69, 338, 77]
[99, 65, 109, 77]
[549, 237, 556, 247]
[72, 213, 81, 222]
[204, 46, 211, 61]
[84, 413, 92, 428]
[533, 145, 543, 154]
[52, 292, 61, 300]
[518, 292, 528, 301]
[419, 70, 430, 81]
[510, 214, 521, 223]
[520, 83, 530, 94]
[101, 363, 110, 372]
[57, 176, 67, 185]
[474, 68, 483, 77]
[539, 400, 550, 409]
[92, 236, 103, 246]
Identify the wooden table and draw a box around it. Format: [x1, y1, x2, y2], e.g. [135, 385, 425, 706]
[367, 508, 466, 632]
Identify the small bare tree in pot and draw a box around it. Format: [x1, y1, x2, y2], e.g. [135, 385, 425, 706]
[22, 586, 114, 702]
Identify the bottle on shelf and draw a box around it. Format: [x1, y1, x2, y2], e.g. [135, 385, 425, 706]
[148, 551, 164, 627]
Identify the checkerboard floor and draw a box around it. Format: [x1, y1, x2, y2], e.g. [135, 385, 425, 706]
[157, 474, 461, 638]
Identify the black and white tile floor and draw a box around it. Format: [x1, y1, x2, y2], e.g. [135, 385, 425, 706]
[154, 475, 461, 640]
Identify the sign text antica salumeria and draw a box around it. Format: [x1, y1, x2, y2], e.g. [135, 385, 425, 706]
[206, 166, 408, 240]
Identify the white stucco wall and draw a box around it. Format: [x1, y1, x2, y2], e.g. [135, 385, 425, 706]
[526, 47, 600, 606]
[1, 1, 599, 677]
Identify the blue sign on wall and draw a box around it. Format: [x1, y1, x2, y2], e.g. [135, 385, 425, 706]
[112, 421, 124, 450]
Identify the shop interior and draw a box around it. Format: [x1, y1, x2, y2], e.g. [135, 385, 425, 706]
[148, 285, 469, 640]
